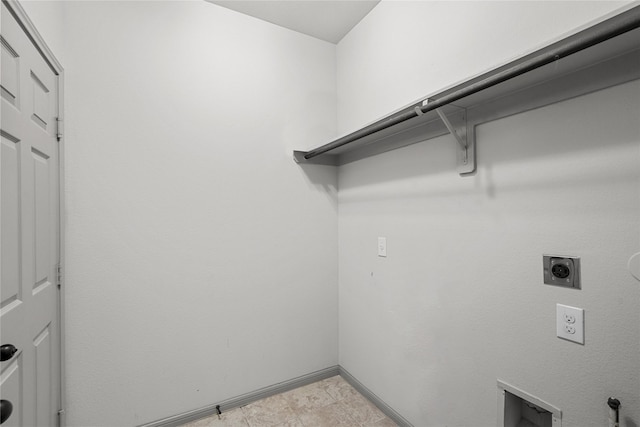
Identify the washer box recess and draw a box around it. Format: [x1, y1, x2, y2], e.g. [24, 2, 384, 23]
[543, 255, 581, 289]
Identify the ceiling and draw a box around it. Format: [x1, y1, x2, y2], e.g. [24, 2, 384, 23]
[207, 1, 380, 44]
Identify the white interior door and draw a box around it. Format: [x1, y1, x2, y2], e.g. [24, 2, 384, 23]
[1, 1, 61, 425]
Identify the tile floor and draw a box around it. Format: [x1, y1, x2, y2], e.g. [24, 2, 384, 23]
[181, 375, 398, 427]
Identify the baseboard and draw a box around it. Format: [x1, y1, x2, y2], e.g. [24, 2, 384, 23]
[338, 366, 414, 427]
[139, 366, 340, 427]
[139, 364, 413, 427]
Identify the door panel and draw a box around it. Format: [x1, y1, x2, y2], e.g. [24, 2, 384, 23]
[33, 326, 52, 426]
[30, 72, 50, 131]
[0, 37, 20, 108]
[1, 136, 21, 301]
[1, 2, 60, 425]
[33, 147, 51, 291]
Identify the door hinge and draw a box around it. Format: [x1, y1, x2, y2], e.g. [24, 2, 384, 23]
[56, 117, 63, 142]
[58, 408, 66, 427]
[56, 264, 62, 289]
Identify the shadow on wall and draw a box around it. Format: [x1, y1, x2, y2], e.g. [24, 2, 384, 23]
[297, 163, 338, 206]
[337, 152, 638, 208]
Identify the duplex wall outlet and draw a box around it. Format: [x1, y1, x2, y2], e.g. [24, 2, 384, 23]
[557, 304, 584, 344]
[543, 255, 581, 289]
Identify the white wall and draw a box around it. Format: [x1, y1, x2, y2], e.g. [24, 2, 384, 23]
[23, 1, 338, 425]
[20, 0, 66, 66]
[337, 2, 639, 427]
[21, 0, 640, 426]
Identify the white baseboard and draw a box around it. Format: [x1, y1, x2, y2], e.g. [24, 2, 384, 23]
[338, 366, 413, 427]
[139, 365, 413, 427]
[139, 366, 339, 427]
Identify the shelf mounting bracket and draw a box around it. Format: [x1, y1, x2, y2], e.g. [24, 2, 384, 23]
[431, 102, 476, 175]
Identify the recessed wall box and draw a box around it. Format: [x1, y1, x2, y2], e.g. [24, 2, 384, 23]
[498, 380, 562, 427]
[543, 255, 580, 289]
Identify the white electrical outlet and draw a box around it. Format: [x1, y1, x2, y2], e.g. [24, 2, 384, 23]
[378, 237, 387, 257]
[557, 304, 584, 344]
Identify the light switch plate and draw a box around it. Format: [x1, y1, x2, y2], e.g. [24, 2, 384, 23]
[556, 304, 584, 344]
[378, 237, 387, 257]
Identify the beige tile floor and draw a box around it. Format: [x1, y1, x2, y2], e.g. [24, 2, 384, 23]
[181, 375, 398, 427]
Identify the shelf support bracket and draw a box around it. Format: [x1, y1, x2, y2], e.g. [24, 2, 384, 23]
[432, 103, 476, 175]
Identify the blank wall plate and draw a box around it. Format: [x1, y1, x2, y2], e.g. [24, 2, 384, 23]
[556, 304, 584, 344]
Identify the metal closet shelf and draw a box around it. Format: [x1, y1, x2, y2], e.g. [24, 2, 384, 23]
[293, 6, 640, 175]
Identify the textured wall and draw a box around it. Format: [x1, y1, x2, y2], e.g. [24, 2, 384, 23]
[21, 1, 640, 426]
[20, 0, 66, 65]
[25, 1, 339, 425]
[337, 2, 639, 426]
